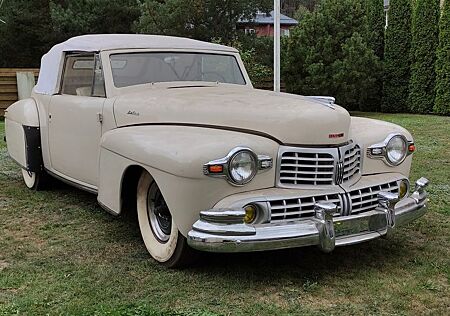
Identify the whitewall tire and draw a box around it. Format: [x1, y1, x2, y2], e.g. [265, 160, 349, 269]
[22, 169, 37, 189]
[21, 168, 47, 190]
[136, 171, 193, 267]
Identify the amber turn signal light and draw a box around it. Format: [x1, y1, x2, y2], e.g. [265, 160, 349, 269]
[208, 165, 223, 173]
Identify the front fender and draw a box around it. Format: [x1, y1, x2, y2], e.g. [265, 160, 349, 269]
[349, 117, 413, 178]
[98, 125, 279, 235]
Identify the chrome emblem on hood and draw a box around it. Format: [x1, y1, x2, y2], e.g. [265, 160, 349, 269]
[329, 133, 344, 138]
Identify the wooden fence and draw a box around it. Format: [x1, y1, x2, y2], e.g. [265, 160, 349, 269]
[0, 68, 39, 117]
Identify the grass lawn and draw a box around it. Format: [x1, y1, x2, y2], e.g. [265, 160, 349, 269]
[0, 114, 449, 315]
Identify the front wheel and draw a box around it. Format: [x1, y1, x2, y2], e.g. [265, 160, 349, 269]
[136, 171, 194, 268]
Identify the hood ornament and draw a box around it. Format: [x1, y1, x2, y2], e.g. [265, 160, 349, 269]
[305, 96, 336, 109]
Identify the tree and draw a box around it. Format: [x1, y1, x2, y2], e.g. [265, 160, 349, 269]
[283, 0, 381, 111]
[382, 0, 412, 112]
[333, 33, 382, 110]
[0, 0, 56, 67]
[282, 0, 321, 16]
[135, 0, 271, 44]
[434, 0, 450, 115]
[293, 5, 311, 21]
[0, 0, 140, 67]
[408, 0, 440, 113]
[365, 0, 385, 59]
[50, 0, 140, 37]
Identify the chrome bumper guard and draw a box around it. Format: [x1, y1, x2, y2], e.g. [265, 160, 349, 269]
[187, 177, 429, 253]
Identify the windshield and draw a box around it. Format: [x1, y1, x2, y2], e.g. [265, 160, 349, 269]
[110, 52, 246, 88]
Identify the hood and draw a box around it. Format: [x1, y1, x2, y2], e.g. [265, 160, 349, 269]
[113, 85, 351, 145]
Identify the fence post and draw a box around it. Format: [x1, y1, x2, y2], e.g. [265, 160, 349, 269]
[16, 72, 36, 100]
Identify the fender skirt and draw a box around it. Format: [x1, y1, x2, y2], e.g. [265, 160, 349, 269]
[23, 125, 43, 172]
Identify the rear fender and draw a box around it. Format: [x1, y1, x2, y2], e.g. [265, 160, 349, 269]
[4, 99, 42, 171]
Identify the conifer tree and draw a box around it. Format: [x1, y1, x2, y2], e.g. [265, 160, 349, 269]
[434, 0, 450, 115]
[382, 0, 412, 112]
[408, 0, 440, 113]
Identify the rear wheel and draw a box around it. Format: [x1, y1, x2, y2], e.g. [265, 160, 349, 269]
[21, 168, 48, 190]
[136, 171, 193, 268]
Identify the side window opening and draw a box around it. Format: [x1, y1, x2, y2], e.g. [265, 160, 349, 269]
[60, 53, 106, 97]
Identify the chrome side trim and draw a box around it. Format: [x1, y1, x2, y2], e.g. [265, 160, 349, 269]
[45, 168, 98, 194]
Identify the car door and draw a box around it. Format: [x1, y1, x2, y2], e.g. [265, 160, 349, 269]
[48, 52, 106, 188]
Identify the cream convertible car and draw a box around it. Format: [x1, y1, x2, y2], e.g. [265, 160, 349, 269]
[5, 35, 429, 267]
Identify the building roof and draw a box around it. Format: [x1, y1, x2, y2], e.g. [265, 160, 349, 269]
[238, 11, 299, 26]
[34, 34, 237, 95]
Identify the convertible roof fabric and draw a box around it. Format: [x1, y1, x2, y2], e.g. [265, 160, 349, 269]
[34, 34, 237, 95]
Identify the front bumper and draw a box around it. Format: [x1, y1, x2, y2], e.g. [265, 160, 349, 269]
[187, 177, 429, 253]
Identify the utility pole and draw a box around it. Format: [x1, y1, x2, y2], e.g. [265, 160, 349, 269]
[0, 0, 6, 24]
[273, 0, 281, 92]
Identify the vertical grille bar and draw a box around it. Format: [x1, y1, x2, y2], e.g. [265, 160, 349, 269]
[278, 142, 361, 188]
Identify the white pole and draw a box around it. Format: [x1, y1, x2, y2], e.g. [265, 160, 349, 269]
[274, 0, 281, 92]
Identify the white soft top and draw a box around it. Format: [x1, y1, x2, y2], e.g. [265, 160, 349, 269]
[34, 34, 237, 95]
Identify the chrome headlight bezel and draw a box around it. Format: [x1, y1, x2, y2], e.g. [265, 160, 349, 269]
[228, 149, 258, 185]
[385, 134, 408, 166]
[367, 133, 413, 167]
[203, 147, 273, 186]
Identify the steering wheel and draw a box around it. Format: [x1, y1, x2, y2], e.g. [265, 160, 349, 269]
[202, 71, 227, 83]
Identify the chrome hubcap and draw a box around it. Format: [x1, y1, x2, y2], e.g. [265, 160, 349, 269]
[147, 182, 172, 243]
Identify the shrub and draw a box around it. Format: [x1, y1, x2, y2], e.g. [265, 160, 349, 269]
[333, 33, 382, 110]
[408, 0, 440, 113]
[434, 1, 450, 115]
[382, 0, 412, 113]
[283, 0, 381, 111]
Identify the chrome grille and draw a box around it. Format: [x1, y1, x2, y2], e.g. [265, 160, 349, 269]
[269, 180, 400, 222]
[350, 181, 399, 215]
[343, 145, 361, 182]
[269, 193, 342, 222]
[277, 142, 361, 188]
[278, 152, 335, 185]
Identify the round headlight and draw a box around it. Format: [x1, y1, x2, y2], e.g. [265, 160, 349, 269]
[228, 150, 257, 185]
[386, 135, 407, 166]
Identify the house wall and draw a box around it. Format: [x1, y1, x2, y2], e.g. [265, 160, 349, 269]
[240, 25, 294, 37]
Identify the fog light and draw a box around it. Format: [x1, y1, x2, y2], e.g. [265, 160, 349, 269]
[399, 179, 409, 199]
[243, 204, 257, 224]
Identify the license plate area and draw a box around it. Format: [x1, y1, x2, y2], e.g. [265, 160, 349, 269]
[333, 211, 387, 238]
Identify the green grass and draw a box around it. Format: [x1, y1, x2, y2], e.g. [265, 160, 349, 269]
[0, 114, 449, 315]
